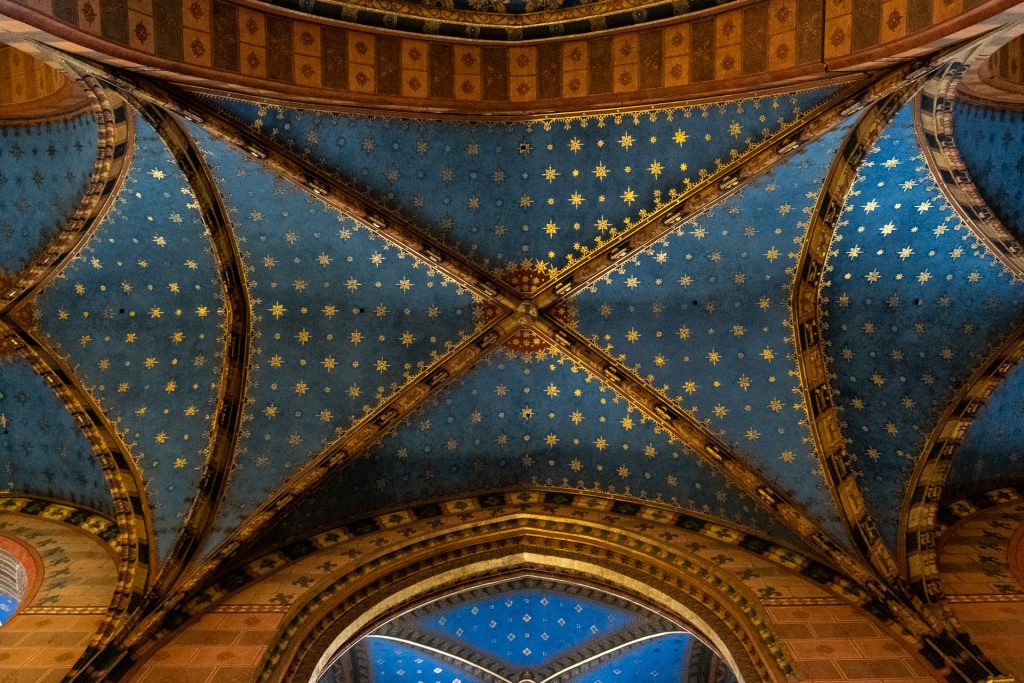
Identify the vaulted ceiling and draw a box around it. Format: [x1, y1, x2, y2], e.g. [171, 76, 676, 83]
[1, 0, 1024, 679]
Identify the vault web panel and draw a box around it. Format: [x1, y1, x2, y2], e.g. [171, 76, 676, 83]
[574, 118, 858, 539]
[269, 354, 808, 550]
[821, 102, 1024, 550]
[0, 113, 97, 275]
[0, 355, 113, 514]
[188, 123, 479, 552]
[211, 85, 839, 277]
[36, 113, 225, 562]
[944, 360, 1024, 500]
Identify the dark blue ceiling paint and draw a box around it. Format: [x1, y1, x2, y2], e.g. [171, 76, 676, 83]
[408, 588, 639, 669]
[556, 632, 692, 682]
[574, 118, 858, 541]
[185, 122, 480, 553]
[211, 85, 838, 274]
[821, 102, 1024, 551]
[322, 578, 718, 683]
[952, 102, 1024, 242]
[943, 360, 1024, 501]
[0, 355, 113, 514]
[363, 637, 493, 683]
[267, 354, 809, 551]
[0, 114, 98, 276]
[0, 594, 16, 625]
[36, 113, 225, 563]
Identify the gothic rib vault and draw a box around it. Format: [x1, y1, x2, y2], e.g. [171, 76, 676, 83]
[2, 1, 1024, 681]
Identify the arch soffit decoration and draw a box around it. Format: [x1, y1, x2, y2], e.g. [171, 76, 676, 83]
[0, 0, 1019, 115]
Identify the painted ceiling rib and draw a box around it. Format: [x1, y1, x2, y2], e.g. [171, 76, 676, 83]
[791, 79, 926, 584]
[916, 62, 1024, 280]
[526, 75, 878, 307]
[538, 631, 690, 683]
[115, 97, 252, 598]
[525, 317, 868, 581]
[902, 322, 1024, 602]
[107, 72, 522, 307]
[0, 321, 151, 662]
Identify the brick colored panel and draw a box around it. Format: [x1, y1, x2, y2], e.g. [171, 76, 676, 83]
[851, 0, 882, 51]
[588, 36, 612, 94]
[428, 43, 452, 99]
[883, 0, 909, 42]
[795, 0, 822, 64]
[266, 15, 292, 82]
[128, 9, 154, 51]
[509, 46, 535, 77]
[211, 2, 238, 71]
[770, 0, 796, 33]
[100, 0, 128, 43]
[321, 27, 347, 89]
[52, 0, 77, 24]
[638, 29, 662, 89]
[182, 28, 211, 67]
[237, 8, 264, 45]
[664, 24, 688, 57]
[481, 47, 507, 101]
[768, 31, 796, 70]
[690, 17, 715, 82]
[293, 22, 320, 57]
[907, 0, 931, 30]
[537, 44, 561, 100]
[716, 8, 742, 47]
[152, 0, 183, 59]
[375, 35, 401, 95]
[742, 3, 769, 74]
[836, 658, 915, 678]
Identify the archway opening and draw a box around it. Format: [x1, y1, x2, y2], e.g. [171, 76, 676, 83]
[317, 575, 738, 683]
[0, 546, 28, 626]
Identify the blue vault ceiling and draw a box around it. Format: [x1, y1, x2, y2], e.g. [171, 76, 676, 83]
[0, 112, 98, 276]
[211, 84, 841, 278]
[186, 122, 481, 552]
[36, 113, 226, 563]
[821, 101, 1024, 551]
[260, 352, 809, 552]
[573, 115, 858, 540]
[321, 577, 725, 683]
[952, 101, 1024, 243]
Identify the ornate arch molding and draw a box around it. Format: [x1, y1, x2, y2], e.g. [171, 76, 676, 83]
[263, 534, 784, 683]
[957, 19, 1024, 110]
[112, 487, 889, 681]
[902, 325, 1024, 603]
[916, 33, 1024, 280]
[0, 0, 1020, 114]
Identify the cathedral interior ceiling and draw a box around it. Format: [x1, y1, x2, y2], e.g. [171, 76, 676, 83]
[0, 1, 1022, 679]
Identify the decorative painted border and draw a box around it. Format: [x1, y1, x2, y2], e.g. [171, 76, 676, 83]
[269, 532, 787, 683]
[0, 495, 120, 554]
[0, 0, 1018, 113]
